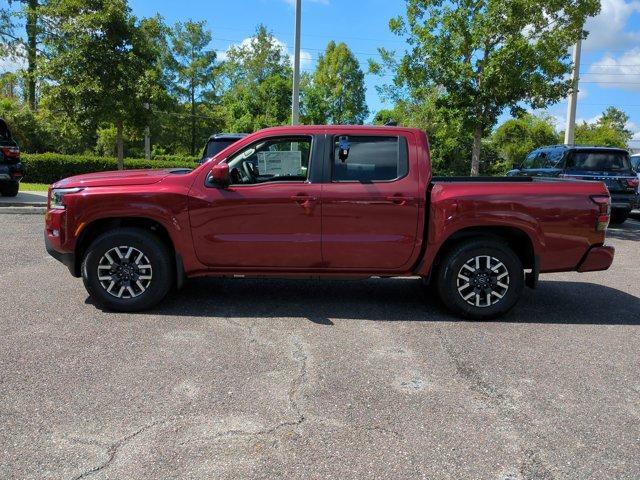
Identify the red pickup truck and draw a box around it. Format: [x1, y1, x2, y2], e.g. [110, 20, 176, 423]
[45, 125, 615, 319]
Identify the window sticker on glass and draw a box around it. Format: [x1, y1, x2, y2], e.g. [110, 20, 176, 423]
[258, 151, 303, 176]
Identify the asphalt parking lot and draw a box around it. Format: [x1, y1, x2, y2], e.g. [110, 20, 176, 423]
[1, 213, 639, 480]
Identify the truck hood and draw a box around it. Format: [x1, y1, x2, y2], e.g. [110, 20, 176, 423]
[53, 169, 173, 188]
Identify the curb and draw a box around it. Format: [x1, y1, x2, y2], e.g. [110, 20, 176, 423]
[0, 206, 46, 214]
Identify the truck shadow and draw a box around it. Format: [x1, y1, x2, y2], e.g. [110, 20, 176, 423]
[142, 277, 640, 326]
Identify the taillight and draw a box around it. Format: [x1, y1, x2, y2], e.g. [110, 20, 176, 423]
[1, 146, 20, 159]
[591, 195, 611, 231]
[625, 177, 639, 189]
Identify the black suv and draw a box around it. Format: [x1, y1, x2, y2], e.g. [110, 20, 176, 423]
[0, 119, 24, 197]
[508, 145, 638, 224]
[199, 133, 247, 164]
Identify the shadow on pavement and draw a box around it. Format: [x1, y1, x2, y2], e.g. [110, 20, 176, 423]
[607, 216, 640, 241]
[130, 277, 640, 326]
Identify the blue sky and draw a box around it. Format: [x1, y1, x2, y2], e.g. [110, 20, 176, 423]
[127, 0, 640, 147]
[4, 0, 640, 146]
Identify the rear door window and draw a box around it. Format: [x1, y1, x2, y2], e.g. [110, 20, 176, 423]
[566, 151, 631, 173]
[332, 135, 408, 182]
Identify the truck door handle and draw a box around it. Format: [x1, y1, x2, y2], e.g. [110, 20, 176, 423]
[290, 194, 318, 203]
[386, 195, 414, 205]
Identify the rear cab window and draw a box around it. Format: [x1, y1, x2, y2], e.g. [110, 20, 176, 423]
[331, 135, 409, 182]
[566, 150, 632, 173]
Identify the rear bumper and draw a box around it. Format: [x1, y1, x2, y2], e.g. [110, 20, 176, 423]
[0, 162, 24, 182]
[610, 192, 635, 210]
[577, 245, 615, 273]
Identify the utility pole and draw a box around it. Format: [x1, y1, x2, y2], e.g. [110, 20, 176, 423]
[564, 38, 582, 145]
[291, 0, 301, 125]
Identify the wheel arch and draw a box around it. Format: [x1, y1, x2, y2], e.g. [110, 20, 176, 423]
[422, 225, 537, 283]
[73, 217, 185, 288]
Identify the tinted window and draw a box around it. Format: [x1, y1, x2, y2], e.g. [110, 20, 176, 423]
[522, 148, 563, 169]
[566, 151, 631, 172]
[227, 136, 311, 185]
[205, 139, 238, 158]
[631, 155, 640, 173]
[332, 136, 408, 182]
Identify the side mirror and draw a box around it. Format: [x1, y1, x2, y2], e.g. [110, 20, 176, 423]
[210, 163, 230, 187]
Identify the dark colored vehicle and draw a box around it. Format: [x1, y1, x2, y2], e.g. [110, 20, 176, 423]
[0, 119, 24, 197]
[199, 133, 248, 163]
[45, 126, 614, 320]
[507, 145, 638, 224]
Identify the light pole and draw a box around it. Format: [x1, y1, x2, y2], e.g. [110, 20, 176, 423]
[564, 38, 582, 145]
[291, 0, 301, 125]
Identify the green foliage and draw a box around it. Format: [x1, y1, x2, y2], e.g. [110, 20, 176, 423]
[492, 113, 559, 168]
[598, 107, 633, 143]
[21, 153, 196, 184]
[41, 0, 166, 166]
[375, 0, 600, 174]
[219, 25, 292, 132]
[167, 19, 218, 154]
[301, 41, 368, 125]
[573, 122, 629, 148]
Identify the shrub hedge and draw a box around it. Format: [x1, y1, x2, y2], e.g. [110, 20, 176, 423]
[21, 153, 197, 184]
[152, 154, 201, 163]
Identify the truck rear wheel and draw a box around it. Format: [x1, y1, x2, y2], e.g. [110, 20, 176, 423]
[609, 209, 630, 225]
[436, 239, 524, 320]
[81, 227, 173, 312]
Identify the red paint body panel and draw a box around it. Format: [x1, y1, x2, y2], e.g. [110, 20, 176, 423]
[577, 245, 615, 272]
[44, 125, 614, 281]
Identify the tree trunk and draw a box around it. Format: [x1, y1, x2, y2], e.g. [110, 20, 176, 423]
[116, 120, 124, 170]
[26, 0, 38, 110]
[470, 124, 482, 176]
[190, 84, 196, 156]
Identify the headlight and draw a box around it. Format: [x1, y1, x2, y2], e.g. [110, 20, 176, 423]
[50, 187, 83, 209]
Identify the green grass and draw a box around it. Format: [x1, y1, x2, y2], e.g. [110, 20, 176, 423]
[20, 182, 49, 192]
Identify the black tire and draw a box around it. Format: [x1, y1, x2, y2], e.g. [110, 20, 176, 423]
[81, 227, 173, 312]
[0, 181, 19, 197]
[436, 239, 524, 320]
[609, 209, 630, 225]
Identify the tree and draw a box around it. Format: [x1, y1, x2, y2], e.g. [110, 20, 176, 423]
[598, 107, 633, 143]
[301, 41, 368, 124]
[42, 0, 166, 168]
[572, 122, 628, 148]
[374, 0, 600, 175]
[492, 113, 559, 168]
[168, 20, 217, 155]
[0, 0, 44, 109]
[220, 25, 292, 132]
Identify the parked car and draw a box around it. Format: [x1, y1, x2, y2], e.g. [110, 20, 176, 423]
[0, 118, 24, 197]
[631, 154, 640, 209]
[45, 126, 614, 320]
[507, 145, 638, 224]
[199, 133, 247, 163]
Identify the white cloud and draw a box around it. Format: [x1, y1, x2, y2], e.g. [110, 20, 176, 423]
[587, 47, 640, 91]
[583, 0, 640, 52]
[220, 35, 313, 70]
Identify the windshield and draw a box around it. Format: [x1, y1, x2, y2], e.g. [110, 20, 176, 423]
[566, 151, 631, 173]
[204, 139, 237, 159]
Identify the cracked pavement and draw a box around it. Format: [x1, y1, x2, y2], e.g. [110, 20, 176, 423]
[1, 214, 639, 479]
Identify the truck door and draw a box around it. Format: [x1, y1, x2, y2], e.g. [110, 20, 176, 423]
[188, 135, 323, 269]
[320, 133, 421, 270]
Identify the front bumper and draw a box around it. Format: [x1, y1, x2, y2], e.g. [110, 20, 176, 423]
[577, 245, 615, 273]
[44, 230, 76, 275]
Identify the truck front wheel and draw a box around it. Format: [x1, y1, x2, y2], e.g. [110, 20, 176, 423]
[436, 239, 524, 320]
[81, 227, 173, 312]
